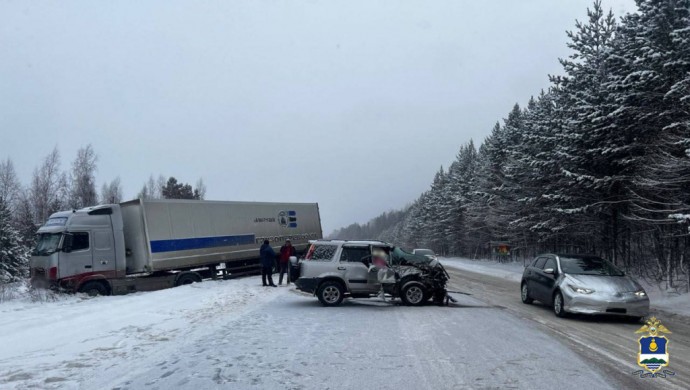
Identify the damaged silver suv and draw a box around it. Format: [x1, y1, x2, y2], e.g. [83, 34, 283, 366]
[292, 240, 450, 306]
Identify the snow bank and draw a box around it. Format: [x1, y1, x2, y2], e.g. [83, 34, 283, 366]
[440, 257, 524, 282]
[0, 277, 287, 389]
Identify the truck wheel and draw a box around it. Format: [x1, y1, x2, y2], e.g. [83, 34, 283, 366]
[79, 281, 109, 297]
[176, 273, 201, 286]
[317, 281, 345, 306]
[401, 282, 426, 306]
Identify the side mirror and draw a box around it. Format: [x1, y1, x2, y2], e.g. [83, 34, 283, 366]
[62, 233, 73, 253]
[543, 268, 554, 275]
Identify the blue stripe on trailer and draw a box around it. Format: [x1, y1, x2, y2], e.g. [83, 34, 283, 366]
[288, 210, 296, 216]
[150, 234, 256, 253]
[289, 223, 297, 228]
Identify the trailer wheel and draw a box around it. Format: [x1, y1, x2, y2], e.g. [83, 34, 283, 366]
[79, 281, 109, 297]
[176, 273, 201, 286]
[317, 281, 345, 306]
[400, 281, 426, 306]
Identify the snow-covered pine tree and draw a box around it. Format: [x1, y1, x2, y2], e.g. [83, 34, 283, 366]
[511, 90, 573, 254]
[444, 141, 479, 256]
[0, 197, 29, 283]
[464, 142, 494, 258]
[608, 0, 690, 281]
[610, 0, 690, 220]
[550, 0, 620, 259]
[478, 106, 524, 248]
[425, 167, 452, 254]
[0, 158, 21, 214]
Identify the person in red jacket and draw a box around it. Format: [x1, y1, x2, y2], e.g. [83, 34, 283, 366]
[278, 239, 296, 285]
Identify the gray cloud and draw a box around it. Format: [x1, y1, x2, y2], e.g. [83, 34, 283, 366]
[0, 0, 637, 233]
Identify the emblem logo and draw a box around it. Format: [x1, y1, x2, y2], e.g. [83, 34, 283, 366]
[278, 210, 297, 228]
[633, 317, 675, 378]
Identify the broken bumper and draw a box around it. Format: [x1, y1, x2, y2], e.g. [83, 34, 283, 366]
[294, 277, 320, 294]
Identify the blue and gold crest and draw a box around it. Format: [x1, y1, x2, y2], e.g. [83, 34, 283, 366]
[635, 317, 672, 375]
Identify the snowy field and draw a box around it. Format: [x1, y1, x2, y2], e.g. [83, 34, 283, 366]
[440, 257, 690, 317]
[0, 276, 617, 390]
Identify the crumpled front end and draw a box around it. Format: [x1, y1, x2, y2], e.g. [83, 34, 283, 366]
[400, 260, 450, 303]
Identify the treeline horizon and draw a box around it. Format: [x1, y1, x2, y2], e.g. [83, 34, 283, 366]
[331, 0, 690, 292]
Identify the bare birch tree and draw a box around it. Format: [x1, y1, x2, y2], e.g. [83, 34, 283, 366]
[68, 144, 98, 209]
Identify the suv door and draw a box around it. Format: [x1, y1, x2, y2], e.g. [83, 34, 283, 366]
[339, 246, 378, 293]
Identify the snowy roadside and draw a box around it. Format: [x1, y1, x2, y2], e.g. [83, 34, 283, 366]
[0, 276, 620, 390]
[440, 257, 690, 317]
[0, 277, 289, 389]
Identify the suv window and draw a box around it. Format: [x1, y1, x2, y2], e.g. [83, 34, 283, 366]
[534, 257, 547, 269]
[340, 247, 370, 263]
[304, 244, 337, 261]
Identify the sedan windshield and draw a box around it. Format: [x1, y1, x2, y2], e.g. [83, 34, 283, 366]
[559, 256, 624, 276]
[32, 233, 62, 256]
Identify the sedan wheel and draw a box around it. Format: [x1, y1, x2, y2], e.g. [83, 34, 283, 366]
[521, 283, 534, 304]
[553, 291, 567, 318]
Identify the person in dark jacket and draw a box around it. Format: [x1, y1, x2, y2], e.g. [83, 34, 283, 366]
[278, 239, 296, 285]
[259, 240, 277, 287]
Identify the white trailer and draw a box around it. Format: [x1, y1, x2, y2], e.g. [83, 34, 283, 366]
[29, 199, 322, 295]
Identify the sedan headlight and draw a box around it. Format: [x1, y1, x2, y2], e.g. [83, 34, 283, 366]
[634, 290, 647, 297]
[569, 284, 594, 294]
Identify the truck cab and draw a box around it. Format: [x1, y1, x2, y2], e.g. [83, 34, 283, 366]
[30, 204, 125, 295]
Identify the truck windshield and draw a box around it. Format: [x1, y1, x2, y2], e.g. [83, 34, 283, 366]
[32, 233, 62, 256]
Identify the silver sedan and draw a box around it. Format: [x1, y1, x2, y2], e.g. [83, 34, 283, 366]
[520, 254, 650, 319]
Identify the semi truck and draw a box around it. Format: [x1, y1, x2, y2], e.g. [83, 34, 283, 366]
[29, 198, 322, 295]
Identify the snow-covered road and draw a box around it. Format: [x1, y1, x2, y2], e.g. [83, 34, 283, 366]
[2, 276, 617, 390]
[442, 260, 689, 390]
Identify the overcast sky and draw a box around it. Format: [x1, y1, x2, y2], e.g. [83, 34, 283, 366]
[1, 0, 637, 234]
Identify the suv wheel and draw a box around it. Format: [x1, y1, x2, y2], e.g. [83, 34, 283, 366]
[401, 281, 426, 306]
[317, 281, 345, 306]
